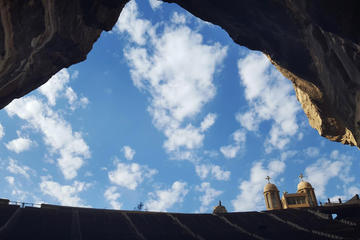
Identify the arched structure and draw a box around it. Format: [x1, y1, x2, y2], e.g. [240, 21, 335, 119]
[263, 177, 282, 210]
[265, 174, 319, 210]
[297, 179, 318, 207]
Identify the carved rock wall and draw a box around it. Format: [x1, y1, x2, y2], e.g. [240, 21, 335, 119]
[0, 0, 359, 148]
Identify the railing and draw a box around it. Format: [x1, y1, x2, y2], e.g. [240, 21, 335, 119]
[9, 201, 41, 208]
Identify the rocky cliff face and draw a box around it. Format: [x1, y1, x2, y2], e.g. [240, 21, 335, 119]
[0, 0, 128, 109]
[0, 0, 359, 148]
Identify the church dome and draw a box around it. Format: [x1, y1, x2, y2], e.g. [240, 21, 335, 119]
[297, 181, 313, 190]
[213, 201, 227, 214]
[264, 183, 279, 192]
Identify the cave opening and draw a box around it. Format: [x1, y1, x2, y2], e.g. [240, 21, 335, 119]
[0, 0, 359, 213]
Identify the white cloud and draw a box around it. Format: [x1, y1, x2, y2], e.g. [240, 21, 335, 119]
[120, 1, 227, 158]
[123, 145, 136, 160]
[171, 12, 186, 24]
[5, 95, 90, 180]
[108, 160, 157, 190]
[164, 124, 204, 152]
[5, 176, 15, 185]
[304, 152, 354, 198]
[236, 52, 301, 152]
[39, 69, 70, 106]
[220, 129, 246, 159]
[40, 178, 90, 207]
[232, 160, 285, 211]
[304, 147, 320, 158]
[5, 68, 90, 180]
[200, 113, 216, 132]
[65, 88, 89, 110]
[65, 87, 77, 104]
[7, 159, 32, 179]
[5, 137, 33, 153]
[0, 123, 4, 139]
[145, 181, 188, 212]
[104, 186, 122, 209]
[236, 111, 260, 132]
[220, 145, 240, 159]
[195, 164, 230, 181]
[115, 1, 151, 45]
[38, 69, 88, 110]
[196, 182, 222, 213]
[149, 0, 162, 10]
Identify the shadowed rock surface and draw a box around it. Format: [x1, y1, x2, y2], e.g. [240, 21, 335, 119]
[0, 0, 129, 109]
[0, 0, 360, 148]
[0, 203, 359, 239]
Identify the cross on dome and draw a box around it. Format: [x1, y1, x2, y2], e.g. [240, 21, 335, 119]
[299, 173, 304, 182]
[265, 176, 271, 183]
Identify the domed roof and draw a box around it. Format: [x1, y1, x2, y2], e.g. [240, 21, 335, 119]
[297, 181, 313, 190]
[213, 201, 227, 214]
[264, 183, 279, 192]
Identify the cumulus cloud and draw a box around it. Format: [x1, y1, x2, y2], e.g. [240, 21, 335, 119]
[39, 69, 70, 106]
[40, 178, 90, 207]
[119, 1, 227, 158]
[196, 182, 222, 213]
[38, 69, 88, 110]
[148, 0, 162, 10]
[304, 151, 354, 198]
[236, 52, 301, 152]
[7, 159, 32, 179]
[195, 164, 230, 181]
[108, 160, 157, 190]
[115, 1, 151, 45]
[220, 129, 246, 159]
[232, 160, 285, 211]
[5, 71, 90, 180]
[145, 181, 188, 212]
[104, 186, 122, 209]
[123, 145, 136, 160]
[5, 137, 33, 153]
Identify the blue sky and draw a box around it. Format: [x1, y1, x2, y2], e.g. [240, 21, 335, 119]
[0, 0, 359, 213]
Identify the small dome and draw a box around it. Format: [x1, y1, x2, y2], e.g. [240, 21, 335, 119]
[297, 181, 313, 190]
[213, 201, 227, 214]
[264, 183, 279, 192]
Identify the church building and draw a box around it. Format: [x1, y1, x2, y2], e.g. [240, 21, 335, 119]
[264, 174, 318, 210]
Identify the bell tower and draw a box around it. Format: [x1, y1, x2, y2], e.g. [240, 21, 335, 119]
[297, 174, 318, 207]
[263, 176, 282, 210]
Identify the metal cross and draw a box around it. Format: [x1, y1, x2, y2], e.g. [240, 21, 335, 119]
[265, 176, 271, 183]
[299, 173, 304, 181]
